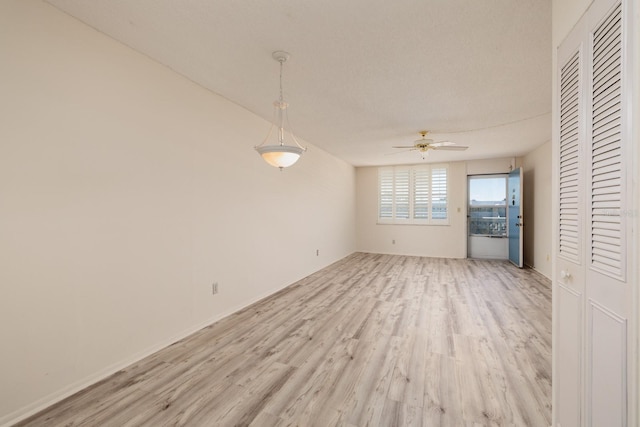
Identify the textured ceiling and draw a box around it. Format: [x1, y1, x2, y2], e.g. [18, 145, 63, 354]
[46, 0, 552, 166]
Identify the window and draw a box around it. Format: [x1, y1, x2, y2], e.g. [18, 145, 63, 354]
[378, 165, 449, 225]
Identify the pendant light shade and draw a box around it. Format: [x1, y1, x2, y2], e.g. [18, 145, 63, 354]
[255, 145, 305, 168]
[255, 51, 306, 170]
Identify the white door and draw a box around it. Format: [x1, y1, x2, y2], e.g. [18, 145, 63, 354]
[508, 168, 523, 267]
[556, 16, 587, 427]
[583, 1, 632, 424]
[554, 0, 636, 424]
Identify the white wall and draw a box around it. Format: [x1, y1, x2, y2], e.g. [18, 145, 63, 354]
[356, 162, 467, 258]
[466, 157, 516, 176]
[552, 0, 592, 46]
[522, 140, 552, 278]
[356, 157, 519, 258]
[0, 1, 356, 424]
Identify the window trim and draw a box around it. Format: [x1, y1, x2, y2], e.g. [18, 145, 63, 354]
[377, 164, 449, 225]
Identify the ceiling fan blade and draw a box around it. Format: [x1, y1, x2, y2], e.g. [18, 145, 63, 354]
[429, 141, 454, 147]
[431, 145, 469, 151]
[392, 145, 418, 148]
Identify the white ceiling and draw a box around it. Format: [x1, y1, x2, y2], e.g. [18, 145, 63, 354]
[46, 0, 552, 167]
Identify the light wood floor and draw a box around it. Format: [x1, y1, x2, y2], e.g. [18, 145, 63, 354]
[17, 253, 551, 426]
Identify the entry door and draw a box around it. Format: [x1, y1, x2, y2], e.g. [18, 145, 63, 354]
[508, 168, 523, 267]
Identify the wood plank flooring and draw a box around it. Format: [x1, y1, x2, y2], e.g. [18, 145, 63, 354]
[16, 253, 552, 426]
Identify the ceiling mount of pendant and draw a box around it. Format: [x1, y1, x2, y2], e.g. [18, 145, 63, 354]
[272, 51, 290, 63]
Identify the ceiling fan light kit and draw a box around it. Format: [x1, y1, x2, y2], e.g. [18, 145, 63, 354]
[254, 51, 306, 170]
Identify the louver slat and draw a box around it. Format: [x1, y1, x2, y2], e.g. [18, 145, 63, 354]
[559, 51, 581, 261]
[590, 3, 623, 278]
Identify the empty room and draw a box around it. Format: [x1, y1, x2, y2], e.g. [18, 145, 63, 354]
[1, 0, 638, 426]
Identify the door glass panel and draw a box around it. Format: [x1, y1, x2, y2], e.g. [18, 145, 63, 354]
[469, 176, 507, 236]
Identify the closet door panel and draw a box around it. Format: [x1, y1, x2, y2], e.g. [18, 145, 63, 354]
[555, 17, 587, 426]
[584, 0, 633, 424]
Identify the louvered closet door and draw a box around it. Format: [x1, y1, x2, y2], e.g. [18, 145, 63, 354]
[556, 20, 586, 427]
[554, 0, 635, 424]
[584, 0, 632, 424]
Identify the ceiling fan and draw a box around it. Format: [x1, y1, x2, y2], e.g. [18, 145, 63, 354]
[392, 131, 469, 159]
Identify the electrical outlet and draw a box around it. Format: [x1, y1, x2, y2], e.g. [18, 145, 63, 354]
[212, 282, 219, 295]
[316, 249, 319, 256]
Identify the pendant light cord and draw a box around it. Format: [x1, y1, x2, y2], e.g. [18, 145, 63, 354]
[279, 59, 284, 104]
[277, 59, 285, 145]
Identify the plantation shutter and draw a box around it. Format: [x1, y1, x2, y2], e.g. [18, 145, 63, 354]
[413, 168, 429, 220]
[378, 165, 448, 224]
[379, 168, 394, 220]
[559, 51, 582, 262]
[395, 169, 410, 219]
[590, 3, 624, 278]
[431, 167, 447, 220]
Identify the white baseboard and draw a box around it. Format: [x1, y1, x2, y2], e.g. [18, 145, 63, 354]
[524, 262, 551, 280]
[0, 280, 303, 427]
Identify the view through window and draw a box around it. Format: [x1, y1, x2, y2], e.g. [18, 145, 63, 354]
[468, 175, 507, 236]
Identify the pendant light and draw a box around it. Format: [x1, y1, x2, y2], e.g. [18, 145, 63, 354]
[255, 51, 306, 170]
